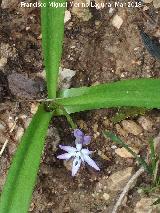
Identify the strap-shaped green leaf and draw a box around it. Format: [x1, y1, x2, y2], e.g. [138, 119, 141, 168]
[57, 79, 160, 113]
[41, 0, 65, 98]
[0, 1, 65, 212]
[0, 105, 53, 213]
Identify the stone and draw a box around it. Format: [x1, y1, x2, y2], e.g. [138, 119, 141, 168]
[71, 0, 92, 21]
[112, 15, 123, 29]
[59, 67, 76, 89]
[153, 0, 160, 8]
[8, 116, 15, 129]
[121, 120, 143, 135]
[24, 117, 32, 129]
[106, 167, 133, 191]
[64, 10, 71, 23]
[115, 124, 128, 137]
[15, 127, 24, 141]
[115, 147, 139, 158]
[8, 73, 39, 99]
[142, 0, 153, 3]
[134, 197, 160, 213]
[1, 43, 17, 59]
[143, 5, 149, 11]
[103, 193, 110, 201]
[138, 116, 153, 131]
[0, 58, 7, 69]
[111, 145, 117, 149]
[30, 103, 39, 114]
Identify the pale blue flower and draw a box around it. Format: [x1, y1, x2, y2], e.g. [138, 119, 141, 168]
[57, 129, 100, 176]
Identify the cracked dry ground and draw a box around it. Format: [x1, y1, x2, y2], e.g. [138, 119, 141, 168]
[1, 0, 160, 212]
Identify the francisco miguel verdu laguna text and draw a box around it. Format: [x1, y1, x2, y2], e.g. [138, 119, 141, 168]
[20, 1, 143, 8]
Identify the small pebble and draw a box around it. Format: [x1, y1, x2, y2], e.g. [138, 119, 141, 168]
[0, 58, 7, 69]
[15, 127, 24, 141]
[71, 0, 92, 21]
[143, 5, 149, 11]
[121, 120, 143, 135]
[30, 103, 39, 114]
[142, 0, 153, 3]
[24, 117, 32, 129]
[103, 193, 110, 201]
[59, 67, 76, 89]
[153, 0, 160, 8]
[64, 10, 71, 23]
[138, 116, 153, 131]
[115, 124, 128, 137]
[111, 145, 117, 149]
[112, 15, 123, 29]
[115, 147, 139, 158]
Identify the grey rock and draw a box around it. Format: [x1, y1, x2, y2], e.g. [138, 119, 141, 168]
[8, 73, 39, 99]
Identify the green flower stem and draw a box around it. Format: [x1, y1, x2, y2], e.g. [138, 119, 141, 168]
[45, 101, 77, 129]
[58, 104, 77, 129]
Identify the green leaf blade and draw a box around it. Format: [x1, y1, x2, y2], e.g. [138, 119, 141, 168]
[41, 0, 65, 98]
[57, 79, 160, 113]
[0, 105, 53, 213]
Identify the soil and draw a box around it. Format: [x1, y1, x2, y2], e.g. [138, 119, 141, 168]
[1, 0, 160, 212]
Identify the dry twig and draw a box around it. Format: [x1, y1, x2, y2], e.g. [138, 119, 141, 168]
[112, 167, 145, 213]
[0, 117, 18, 157]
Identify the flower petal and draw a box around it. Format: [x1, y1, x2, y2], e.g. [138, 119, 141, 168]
[72, 157, 81, 176]
[59, 145, 76, 153]
[57, 152, 73, 160]
[83, 136, 91, 145]
[81, 148, 92, 155]
[76, 143, 82, 151]
[83, 154, 100, 171]
[74, 129, 84, 138]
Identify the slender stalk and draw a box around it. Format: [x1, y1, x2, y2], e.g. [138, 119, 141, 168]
[58, 104, 77, 129]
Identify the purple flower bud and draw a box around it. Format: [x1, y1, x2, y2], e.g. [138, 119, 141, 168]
[74, 129, 91, 145]
[74, 129, 84, 138]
